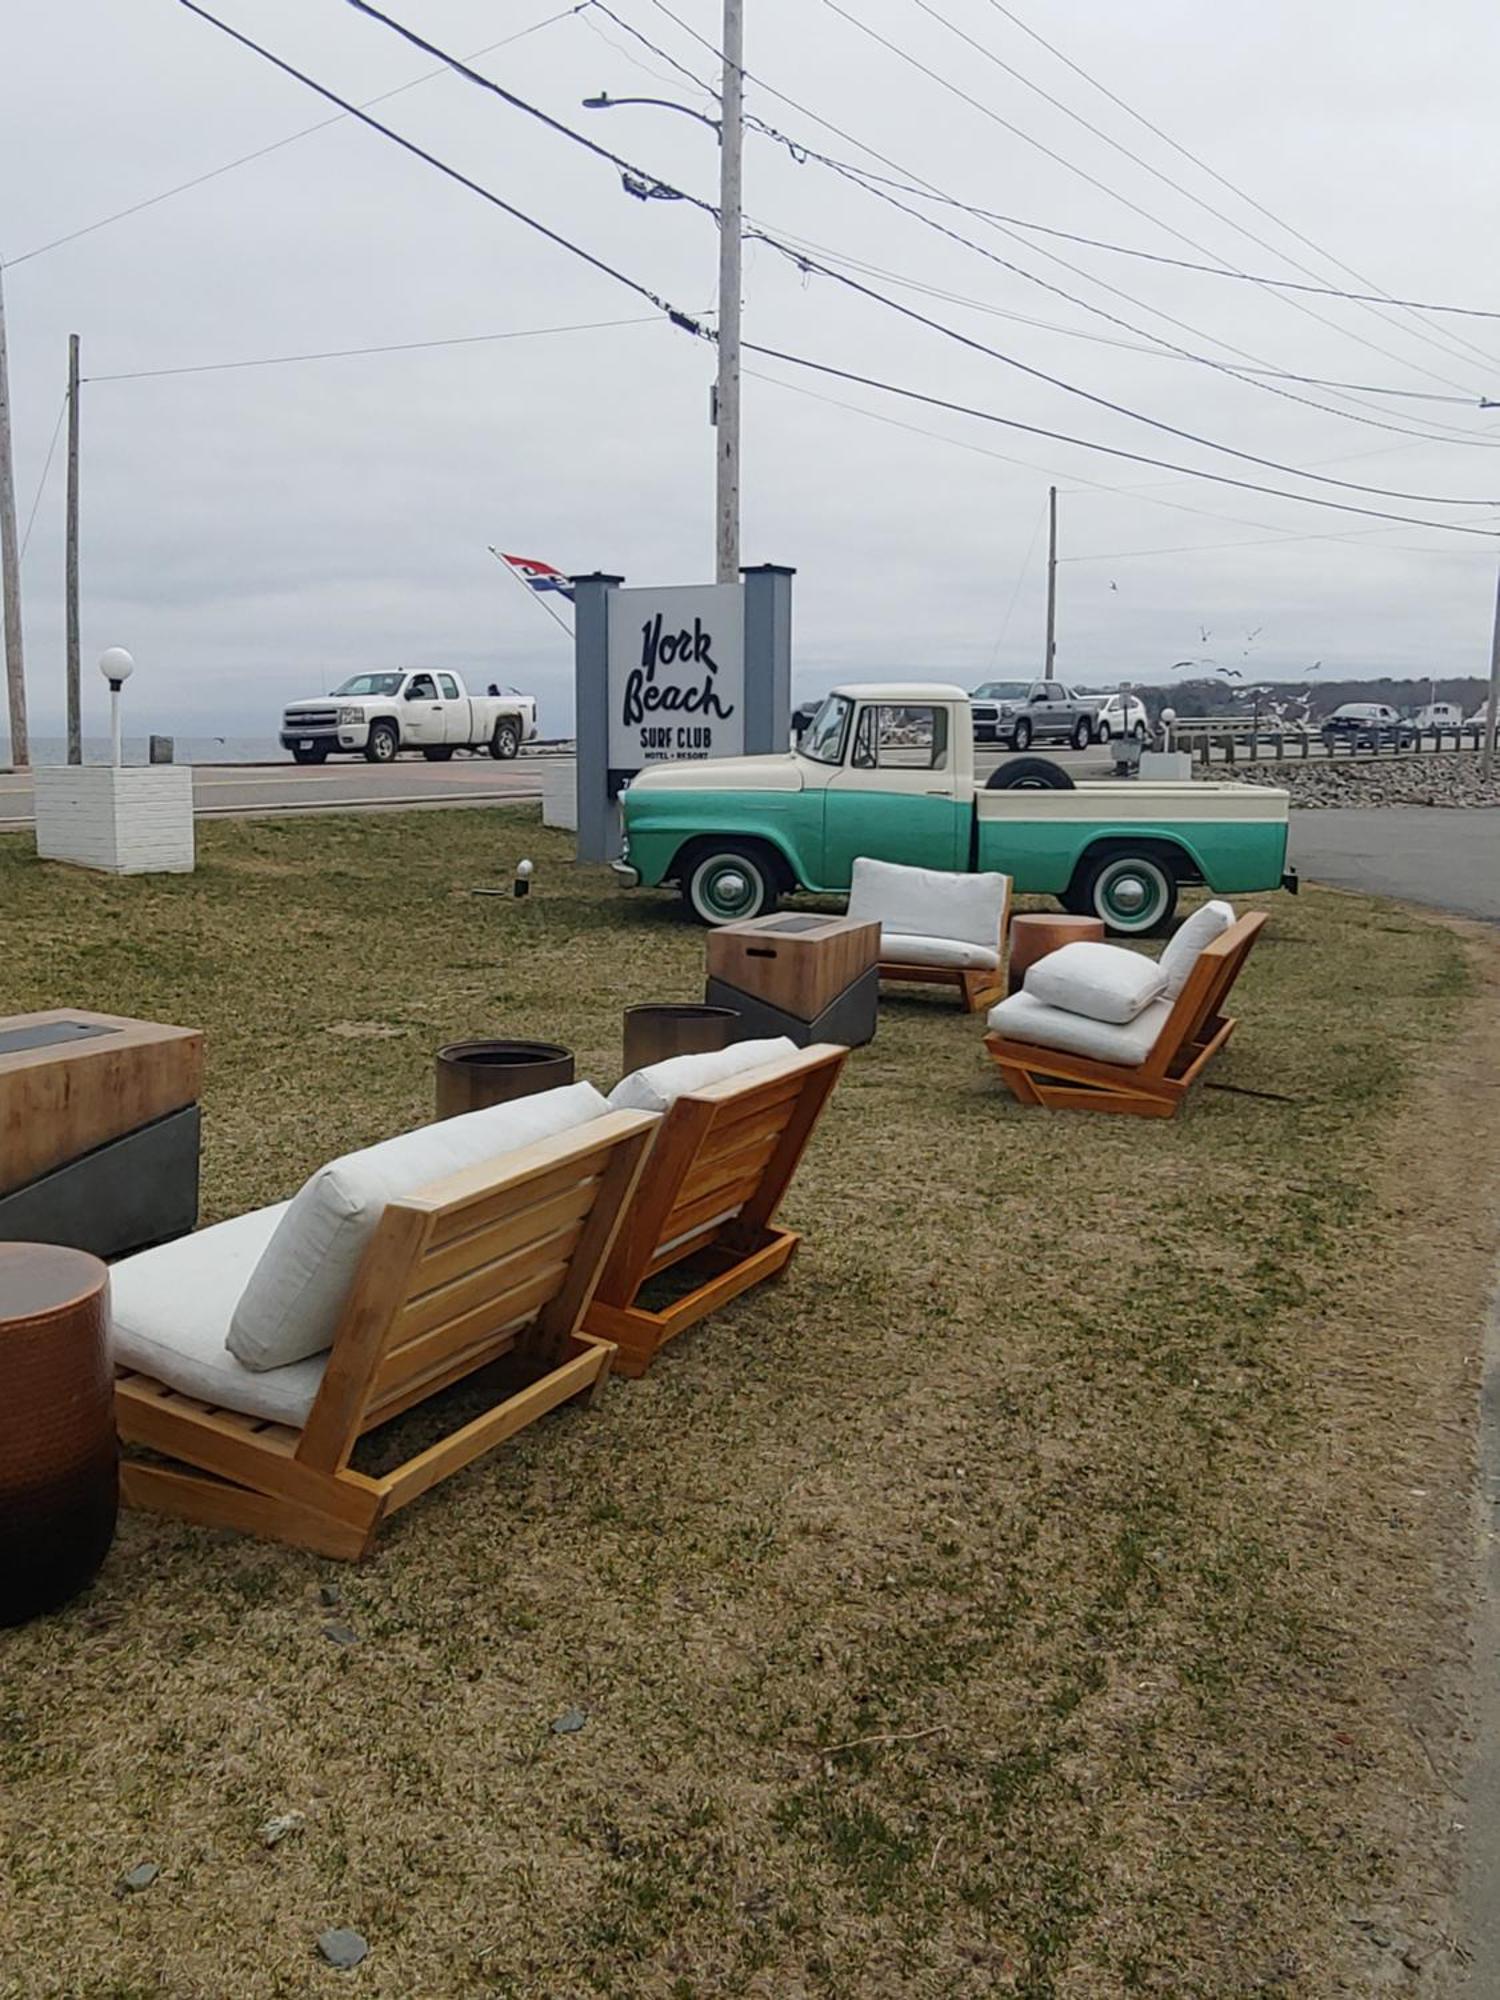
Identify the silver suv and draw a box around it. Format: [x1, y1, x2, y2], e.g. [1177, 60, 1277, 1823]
[971, 680, 1097, 751]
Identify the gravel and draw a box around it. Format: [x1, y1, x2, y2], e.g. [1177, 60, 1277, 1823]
[1201, 751, 1500, 808]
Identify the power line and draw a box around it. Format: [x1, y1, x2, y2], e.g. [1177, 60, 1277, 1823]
[339, 0, 1500, 503]
[19, 394, 67, 558]
[740, 341, 1500, 536]
[975, 0, 1500, 376]
[84, 314, 659, 383]
[898, 0, 1500, 384]
[174, 1, 709, 338]
[616, 0, 1500, 445]
[813, 0, 1484, 398]
[182, 0, 1499, 537]
[4, 5, 589, 270]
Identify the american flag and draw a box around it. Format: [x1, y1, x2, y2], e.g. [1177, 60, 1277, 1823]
[500, 553, 575, 602]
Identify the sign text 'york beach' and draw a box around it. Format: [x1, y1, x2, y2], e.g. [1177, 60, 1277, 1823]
[623, 612, 736, 753]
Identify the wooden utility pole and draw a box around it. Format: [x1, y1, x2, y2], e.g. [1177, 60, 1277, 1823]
[714, 0, 743, 584]
[1043, 484, 1057, 680]
[65, 333, 81, 764]
[1483, 558, 1500, 783]
[0, 262, 28, 767]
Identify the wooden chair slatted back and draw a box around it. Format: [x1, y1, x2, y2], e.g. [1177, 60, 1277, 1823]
[596, 1045, 848, 1304]
[295, 1110, 658, 1471]
[1142, 913, 1266, 1080]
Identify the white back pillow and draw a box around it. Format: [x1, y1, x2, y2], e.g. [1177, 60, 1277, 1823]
[608, 1037, 798, 1115]
[1024, 941, 1167, 1024]
[1157, 899, 1235, 999]
[848, 857, 1009, 952]
[227, 1081, 610, 1372]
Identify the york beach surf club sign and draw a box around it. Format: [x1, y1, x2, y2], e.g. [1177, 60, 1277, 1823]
[607, 582, 745, 778]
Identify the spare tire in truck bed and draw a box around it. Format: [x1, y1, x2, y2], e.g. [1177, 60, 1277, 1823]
[984, 757, 1075, 791]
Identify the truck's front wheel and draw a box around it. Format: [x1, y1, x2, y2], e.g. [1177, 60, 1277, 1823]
[365, 721, 399, 764]
[681, 844, 781, 926]
[489, 720, 520, 760]
[1065, 847, 1178, 937]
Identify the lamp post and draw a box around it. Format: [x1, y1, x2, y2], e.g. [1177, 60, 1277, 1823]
[98, 648, 134, 767]
[583, 0, 744, 582]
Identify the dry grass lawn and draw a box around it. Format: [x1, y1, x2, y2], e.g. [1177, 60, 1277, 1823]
[2, 806, 1498, 1999]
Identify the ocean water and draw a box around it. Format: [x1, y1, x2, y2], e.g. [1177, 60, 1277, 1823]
[4, 736, 282, 768]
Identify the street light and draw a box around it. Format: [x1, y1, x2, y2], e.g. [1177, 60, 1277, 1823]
[581, 0, 745, 585]
[98, 647, 134, 768]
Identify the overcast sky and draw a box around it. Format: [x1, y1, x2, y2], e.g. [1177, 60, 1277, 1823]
[4, 0, 1499, 742]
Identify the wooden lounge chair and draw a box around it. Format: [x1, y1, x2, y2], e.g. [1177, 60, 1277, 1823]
[113, 1111, 657, 1558]
[583, 1043, 847, 1376]
[846, 856, 1011, 1013]
[984, 911, 1266, 1118]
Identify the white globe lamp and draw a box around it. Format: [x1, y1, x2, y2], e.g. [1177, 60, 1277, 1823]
[98, 649, 135, 767]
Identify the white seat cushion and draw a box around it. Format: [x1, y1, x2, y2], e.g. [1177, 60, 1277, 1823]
[110, 1203, 327, 1427]
[1157, 899, 1235, 998]
[1023, 941, 1167, 1023]
[880, 933, 1000, 972]
[848, 857, 1009, 955]
[986, 990, 1171, 1068]
[227, 1081, 611, 1373]
[608, 1037, 798, 1115]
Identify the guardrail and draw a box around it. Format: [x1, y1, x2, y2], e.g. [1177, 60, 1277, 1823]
[1168, 719, 1494, 764]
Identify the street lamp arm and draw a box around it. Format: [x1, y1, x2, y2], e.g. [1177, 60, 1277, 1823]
[582, 92, 721, 135]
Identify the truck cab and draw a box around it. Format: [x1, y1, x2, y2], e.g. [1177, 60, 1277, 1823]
[617, 682, 1291, 932]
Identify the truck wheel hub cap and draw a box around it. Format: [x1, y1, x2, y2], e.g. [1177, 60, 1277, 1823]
[1112, 876, 1148, 912]
[713, 870, 750, 908]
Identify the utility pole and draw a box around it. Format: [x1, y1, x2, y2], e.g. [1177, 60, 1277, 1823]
[0, 262, 28, 767]
[1043, 484, 1057, 680]
[65, 333, 81, 764]
[1483, 558, 1500, 783]
[714, 0, 743, 585]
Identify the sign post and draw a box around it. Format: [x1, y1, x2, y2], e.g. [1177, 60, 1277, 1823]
[572, 564, 792, 862]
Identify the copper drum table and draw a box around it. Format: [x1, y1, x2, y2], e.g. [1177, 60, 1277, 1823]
[622, 1004, 739, 1074]
[0, 1244, 117, 1626]
[435, 1039, 575, 1119]
[1007, 913, 1107, 994]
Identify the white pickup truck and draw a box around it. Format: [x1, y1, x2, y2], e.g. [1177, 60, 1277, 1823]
[280, 671, 538, 764]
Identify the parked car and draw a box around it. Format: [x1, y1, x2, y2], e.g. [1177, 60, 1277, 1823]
[1319, 702, 1417, 750]
[970, 680, 1098, 751]
[615, 682, 1294, 935]
[1091, 691, 1150, 743]
[280, 671, 538, 764]
[1412, 702, 1465, 731]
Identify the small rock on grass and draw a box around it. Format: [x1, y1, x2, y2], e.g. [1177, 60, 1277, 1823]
[318, 1584, 342, 1610]
[317, 1928, 369, 1970]
[322, 1621, 357, 1647]
[114, 1862, 159, 1897]
[259, 1811, 306, 1848]
[551, 1706, 588, 1735]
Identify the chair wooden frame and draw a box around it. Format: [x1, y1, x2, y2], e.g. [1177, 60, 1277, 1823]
[115, 1110, 658, 1558]
[876, 880, 1012, 1014]
[983, 912, 1266, 1118]
[583, 1044, 847, 1377]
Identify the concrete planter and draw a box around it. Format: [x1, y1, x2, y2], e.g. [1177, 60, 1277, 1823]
[540, 760, 578, 831]
[33, 766, 195, 875]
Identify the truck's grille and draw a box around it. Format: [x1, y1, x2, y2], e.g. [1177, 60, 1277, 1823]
[284, 709, 338, 731]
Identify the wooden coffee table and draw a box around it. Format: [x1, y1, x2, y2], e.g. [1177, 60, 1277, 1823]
[1007, 914, 1107, 994]
[0, 1009, 203, 1258]
[705, 913, 881, 1047]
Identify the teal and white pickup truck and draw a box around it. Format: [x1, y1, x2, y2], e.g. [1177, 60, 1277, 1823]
[613, 682, 1295, 933]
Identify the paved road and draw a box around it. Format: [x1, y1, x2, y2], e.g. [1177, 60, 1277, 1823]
[0, 755, 547, 833]
[1288, 807, 1500, 924]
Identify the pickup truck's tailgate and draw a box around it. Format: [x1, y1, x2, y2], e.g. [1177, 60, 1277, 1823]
[975, 780, 1289, 895]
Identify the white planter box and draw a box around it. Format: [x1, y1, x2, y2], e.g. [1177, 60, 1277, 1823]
[540, 760, 578, 832]
[1138, 750, 1196, 783]
[33, 765, 195, 875]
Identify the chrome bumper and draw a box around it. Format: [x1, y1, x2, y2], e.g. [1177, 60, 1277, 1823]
[611, 860, 641, 889]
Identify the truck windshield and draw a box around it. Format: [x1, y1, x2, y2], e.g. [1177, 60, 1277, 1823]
[798, 694, 853, 765]
[972, 682, 1028, 701]
[332, 673, 404, 697]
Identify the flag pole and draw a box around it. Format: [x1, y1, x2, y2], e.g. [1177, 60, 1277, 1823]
[488, 547, 573, 639]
